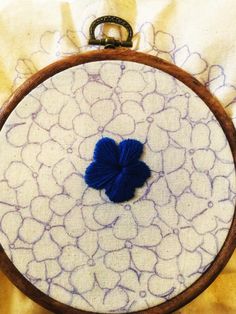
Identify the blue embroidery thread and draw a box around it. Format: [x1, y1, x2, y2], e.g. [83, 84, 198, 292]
[84, 137, 151, 203]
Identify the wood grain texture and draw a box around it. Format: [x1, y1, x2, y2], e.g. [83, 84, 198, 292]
[0, 48, 235, 314]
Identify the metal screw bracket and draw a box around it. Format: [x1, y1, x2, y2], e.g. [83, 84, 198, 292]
[88, 16, 133, 48]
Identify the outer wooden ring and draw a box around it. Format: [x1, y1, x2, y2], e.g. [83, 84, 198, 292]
[0, 48, 235, 314]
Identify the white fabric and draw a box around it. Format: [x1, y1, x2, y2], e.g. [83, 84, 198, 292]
[0, 61, 234, 313]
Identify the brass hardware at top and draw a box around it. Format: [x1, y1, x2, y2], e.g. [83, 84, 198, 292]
[88, 15, 133, 48]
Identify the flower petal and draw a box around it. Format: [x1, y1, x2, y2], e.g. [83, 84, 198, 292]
[119, 269, 139, 291]
[79, 134, 101, 161]
[6, 122, 29, 147]
[189, 96, 210, 121]
[78, 231, 98, 257]
[155, 108, 181, 132]
[192, 149, 215, 172]
[169, 119, 192, 147]
[131, 246, 157, 271]
[201, 233, 218, 256]
[103, 287, 129, 311]
[1, 212, 22, 243]
[157, 196, 178, 228]
[73, 113, 98, 137]
[154, 70, 176, 95]
[34, 108, 58, 130]
[155, 258, 178, 278]
[59, 99, 80, 130]
[129, 121, 150, 143]
[50, 194, 75, 216]
[105, 248, 130, 272]
[52, 158, 76, 186]
[119, 70, 146, 92]
[113, 211, 138, 240]
[192, 211, 217, 234]
[49, 284, 72, 305]
[41, 89, 68, 114]
[82, 188, 104, 206]
[215, 200, 234, 223]
[37, 140, 65, 166]
[131, 200, 157, 227]
[106, 114, 135, 136]
[166, 169, 190, 196]
[81, 206, 104, 231]
[132, 225, 162, 246]
[98, 228, 124, 251]
[212, 176, 230, 201]
[5, 161, 32, 188]
[208, 120, 227, 152]
[190, 172, 211, 198]
[19, 218, 44, 243]
[163, 145, 185, 173]
[191, 123, 210, 149]
[37, 165, 62, 197]
[148, 177, 171, 206]
[142, 148, 162, 173]
[166, 95, 188, 118]
[94, 203, 122, 226]
[17, 180, 38, 207]
[64, 206, 85, 238]
[16, 95, 40, 119]
[27, 261, 46, 280]
[154, 31, 175, 52]
[64, 173, 86, 200]
[85, 161, 118, 190]
[100, 63, 122, 87]
[181, 52, 207, 75]
[95, 261, 120, 289]
[176, 193, 208, 220]
[148, 274, 176, 297]
[91, 99, 115, 125]
[52, 70, 73, 95]
[105, 173, 135, 203]
[156, 234, 181, 259]
[30, 196, 52, 223]
[143, 92, 165, 115]
[179, 227, 203, 251]
[11, 248, 33, 274]
[73, 68, 89, 91]
[126, 161, 151, 187]
[118, 139, 143, 166]
[93, 137, 119, 165]
[50, 124, 76, 148]
[33, 232, 60, 262]
[122, 100, 145, 121]
[83, 81, 113, 104]
[178, 251, 202, 276]
[21, 143, 41, 172]
[70, 267, 94, 293]
[59, 245, 88, 271]
[148, 123, 169, 152]
[50, 226, 75, 247]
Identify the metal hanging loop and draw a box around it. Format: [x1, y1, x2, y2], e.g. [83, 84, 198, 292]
[88, 15, 133, 48]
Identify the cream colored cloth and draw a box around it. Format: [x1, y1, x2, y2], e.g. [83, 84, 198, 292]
[0, 0, 235, 313]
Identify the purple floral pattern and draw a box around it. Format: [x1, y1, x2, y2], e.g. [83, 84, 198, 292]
[0, 59, 235, 313]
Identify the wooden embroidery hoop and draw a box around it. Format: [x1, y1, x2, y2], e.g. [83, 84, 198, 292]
[0, 16, 235, 314]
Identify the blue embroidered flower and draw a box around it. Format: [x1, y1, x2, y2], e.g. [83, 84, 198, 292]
[84, 138, 151, 203]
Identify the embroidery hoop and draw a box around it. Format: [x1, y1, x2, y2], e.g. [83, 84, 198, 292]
[0, 16, 235, 314]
